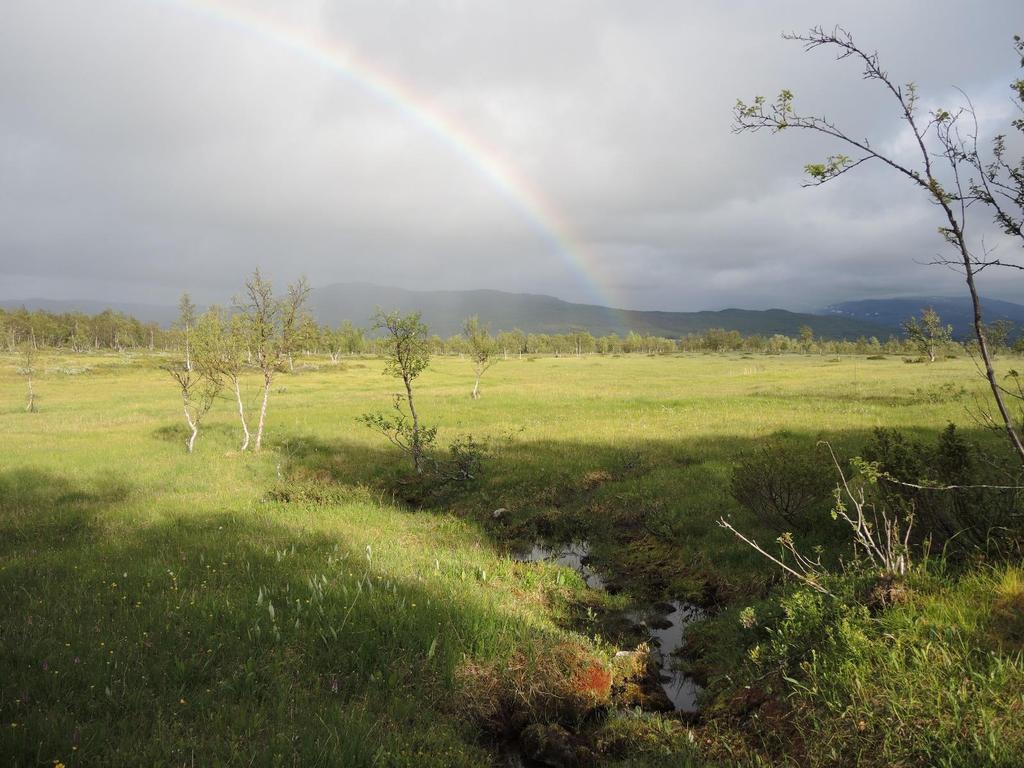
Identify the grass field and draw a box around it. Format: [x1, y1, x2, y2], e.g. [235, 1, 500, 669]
[2, 351, 1022, 766]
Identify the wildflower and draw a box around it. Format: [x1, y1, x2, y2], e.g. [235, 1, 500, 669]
[739, 606, 758, 629]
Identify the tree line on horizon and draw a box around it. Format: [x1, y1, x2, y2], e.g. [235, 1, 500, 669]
[4, 300, 1019, 359]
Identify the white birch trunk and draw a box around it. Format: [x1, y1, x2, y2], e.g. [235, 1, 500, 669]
[233, 376, 251, 451]
[182, 394, 198, 453]
[254, 373, 272, 451]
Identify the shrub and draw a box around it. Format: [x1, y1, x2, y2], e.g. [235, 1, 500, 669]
[730, 440, 834, 533]
[748, 587, 871, 677]
[863, 424, 1023, 550]
[428, 434, 489, 483]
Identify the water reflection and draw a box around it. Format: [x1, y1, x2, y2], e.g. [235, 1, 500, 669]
[513, 541, 703, 711]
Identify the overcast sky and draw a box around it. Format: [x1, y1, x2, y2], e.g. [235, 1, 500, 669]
[1, 0, 1022, 311]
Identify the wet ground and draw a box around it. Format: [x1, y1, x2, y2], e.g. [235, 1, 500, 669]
[513, 540, 703, 712]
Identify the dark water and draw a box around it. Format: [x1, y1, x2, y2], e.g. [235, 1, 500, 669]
[513, 541, 605, 590]
[633, 600, 705, 712]
[513, 541, 703, 711]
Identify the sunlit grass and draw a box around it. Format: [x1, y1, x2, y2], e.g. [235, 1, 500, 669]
[0, 350, 1018, 765]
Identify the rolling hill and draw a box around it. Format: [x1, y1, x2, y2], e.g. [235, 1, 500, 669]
[822, 296, 1024, 339]
[307, 283, 894, 339]
[4, 284, 897, 340]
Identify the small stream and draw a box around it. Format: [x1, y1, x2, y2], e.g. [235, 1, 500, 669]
[513, 541, 605, 590]
[513, 541, 703, 712]
[631, 600, 705, 712]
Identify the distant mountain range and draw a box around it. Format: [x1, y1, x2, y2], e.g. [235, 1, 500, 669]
[7, 285, 1024, 340]
[307, 283, 892, 339]
[822, 296, 1024, 339]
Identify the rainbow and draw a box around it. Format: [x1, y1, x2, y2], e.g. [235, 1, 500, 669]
[152, 0, 615, 307]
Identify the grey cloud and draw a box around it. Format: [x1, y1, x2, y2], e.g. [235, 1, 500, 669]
[1, 0, 1022, 311]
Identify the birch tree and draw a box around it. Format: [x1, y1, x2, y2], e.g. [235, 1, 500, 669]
[18, 342, 37, 412]
[176, 293, 197, 372]
[360, 309, 433, 473]
[734, 27, 1024, 466]
[463, 315, 497, 399]
[163, 312, 222, 453]
[203, 309, 253, 451]
[903, 308, 953, 363]
[235, 270, 310, 451]
[341, 321, 366, 356]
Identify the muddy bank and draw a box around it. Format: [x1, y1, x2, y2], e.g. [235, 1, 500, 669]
[513, 540, 704, 714]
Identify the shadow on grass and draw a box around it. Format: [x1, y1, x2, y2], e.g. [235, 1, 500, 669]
[0, 466, 631, 766]
[270, 421, 1022, 603]
[151, 420, 246, 446]
[271, 430, 866, 604]
[0, 468, 130, 559]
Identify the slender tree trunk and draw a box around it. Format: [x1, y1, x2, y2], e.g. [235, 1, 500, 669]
[936, 190, 1024, 463]
[182, 393, 198, 453]
[922, 102, 1024, 464]
[965, 267, 1024, 463]
[185, 327, 192, 372]
[472, 375, 481, 400]
[254, 370, 272, 451]
[25, 375, 35, 412]
[233, 375, 251, 451]
[404, 374, 421, 473]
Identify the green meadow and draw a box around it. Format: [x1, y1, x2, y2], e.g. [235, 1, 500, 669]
[3, 351, 1023, 766]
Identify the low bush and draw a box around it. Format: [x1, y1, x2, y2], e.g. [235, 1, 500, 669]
[730, 440, 834, 533]
[863, 424, 1024, 551]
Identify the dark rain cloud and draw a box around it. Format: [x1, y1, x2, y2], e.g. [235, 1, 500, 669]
[1, 0, 1021, 311]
